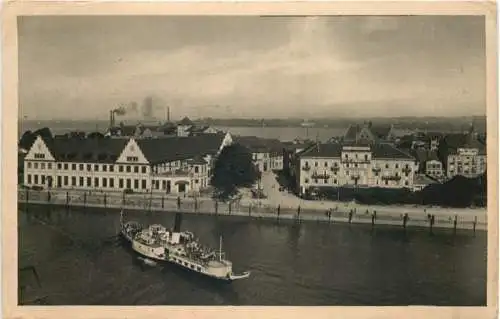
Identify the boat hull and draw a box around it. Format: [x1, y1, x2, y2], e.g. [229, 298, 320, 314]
[120, 220, 250, 282]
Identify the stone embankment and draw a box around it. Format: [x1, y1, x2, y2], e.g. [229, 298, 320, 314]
[18, 189, 487, 232]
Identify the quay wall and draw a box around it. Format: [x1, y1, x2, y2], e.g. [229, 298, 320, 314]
[17, 189, 487, 231]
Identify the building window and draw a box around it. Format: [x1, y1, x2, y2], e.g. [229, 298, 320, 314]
[41, 175, 46, 185]
[142, 166, 147, 174]
[315, 162, 318, 167]
[40, 162, 45, 169]
[34, 153, 45, 159]
[385, 180, 388, 185]
[134, 179, 139, 189]
[134, 166, 139, 173]
[63, 176, 68, 186]
[103, 178, 107, 188]
[34, 162, 39, 169]
[119, 179, 124, 188]
[110, 178, 114, 188]
[364, 154, 368, 161]
[94, 177, 99, 187]
[87, 177, 92, 187]
[395, 164, 399, 169]
[34, 175, 38, 184]
[87, 164, 91, 171]
[94, 164, 99, 171]
[305, 178, 309, 184]
[194, 166, 199, 173]
[126, 166, 131, 173]
[57, 163, 62, 170]
[72, 164, 76, 170]
[195, 179, 199, 184]
[126, 179, 131, 189]
[119, 165, 123, 172]
[404, 181, 409, 186]
[314, 179, 318, 183]
[71, 176, 76, 186]
[27, 162, 32, 169]
[79, 164, 83, 170]
[324, 179, 327, 183]
[324, 162, 328, 167]
[109, 165, 114, 172]
[64, 163, 68, 170]
[27, 174, 32, 184]
[103, 165, 107, 172]
[385, 164, 389, 169]
[126, 156, 139, 162]
[79, 177, 84, 186]
[141, 179, 146, 189]
[334, 179, 337, 184]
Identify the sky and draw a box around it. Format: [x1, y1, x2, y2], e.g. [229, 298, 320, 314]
[18, 15, 486, 120]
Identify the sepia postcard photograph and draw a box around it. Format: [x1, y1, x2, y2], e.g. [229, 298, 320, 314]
[2, 1, 498, 319]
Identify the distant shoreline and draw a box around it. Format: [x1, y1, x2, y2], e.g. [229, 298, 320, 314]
[18, 116, 487, 133]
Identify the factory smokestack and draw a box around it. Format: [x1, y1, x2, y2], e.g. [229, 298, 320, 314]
[143, 96, 153, 119]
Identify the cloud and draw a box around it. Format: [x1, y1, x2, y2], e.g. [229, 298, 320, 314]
[18, 16, 486, 119]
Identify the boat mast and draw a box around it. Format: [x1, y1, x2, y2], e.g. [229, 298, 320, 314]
[219, 236, 222, 261]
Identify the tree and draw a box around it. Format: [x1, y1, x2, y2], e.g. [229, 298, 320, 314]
[18, 130, 34, 149]
[210, 143, 261, 201]
[33, 127, 53, 141]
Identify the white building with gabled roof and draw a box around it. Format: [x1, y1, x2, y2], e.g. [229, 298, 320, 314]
[22, 132, 233, 195]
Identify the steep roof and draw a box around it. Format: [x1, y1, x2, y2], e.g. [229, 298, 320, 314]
[178, 117, 194, 126]
[371, 143, 414, 160]
[136, 133, 226, 164]
[233, 135, 284, 153]
[188, 155, 208, 165]
[343, 123, 392, 142]
[443, 133, 486, 155]
[299, 143, 342, 158]
[18, 133, 38, 150]
[343, 125, 361, 141]
[299, 142, 414, 160]
[370, 125, 392, 139]
[413, 149, 440, 163]
[47, 137, 128, 163]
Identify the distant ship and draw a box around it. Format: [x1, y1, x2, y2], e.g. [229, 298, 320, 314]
[120, 211, 251, 282]
[301, 120, 315, 127]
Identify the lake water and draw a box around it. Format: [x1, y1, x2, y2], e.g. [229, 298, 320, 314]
[18, 120, 346, 141]
[19, 205, 487, 305]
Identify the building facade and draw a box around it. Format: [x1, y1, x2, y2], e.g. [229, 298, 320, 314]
[425, 159, 444, 179]
[296, 142, 418, 196]
[23, 133, 233, 195]
[233, 136, 284, 172]
[447, 147, 486, 179]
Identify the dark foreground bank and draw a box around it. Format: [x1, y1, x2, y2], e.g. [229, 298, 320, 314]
[18, 205, 487, 306]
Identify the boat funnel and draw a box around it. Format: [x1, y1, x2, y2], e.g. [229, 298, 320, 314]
[173, 212, 183, 232]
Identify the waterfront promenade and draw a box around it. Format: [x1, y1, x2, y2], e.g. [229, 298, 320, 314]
[18, 189, 487, 231]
